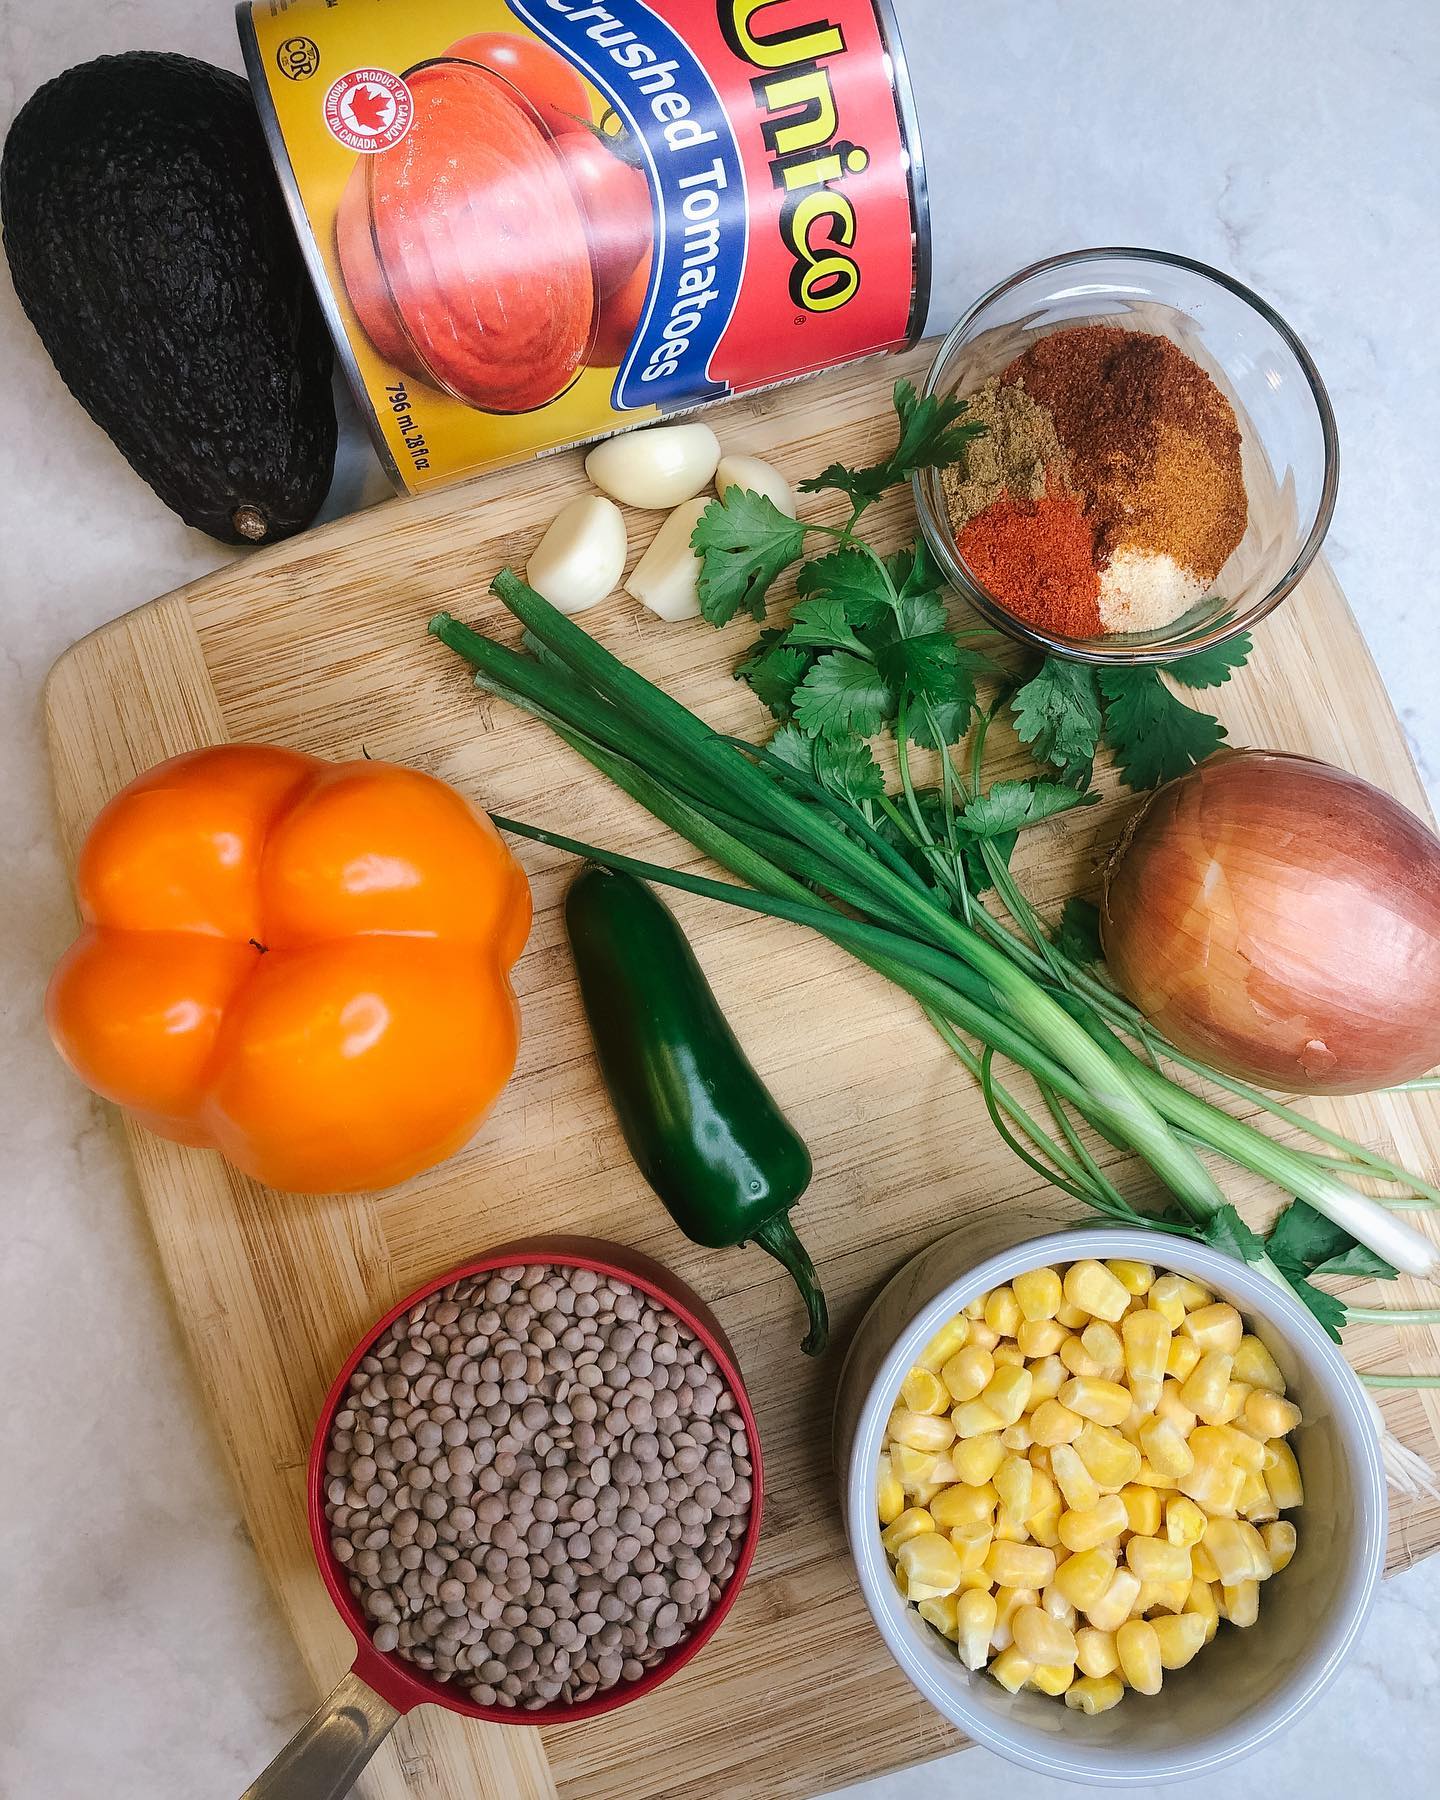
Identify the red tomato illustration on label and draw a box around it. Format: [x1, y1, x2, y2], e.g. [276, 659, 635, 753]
[587, 246, 653, 369]
[444, 31, 593, 137]
[361, 62, 596, 413]
[335, 161, 423, 379]
[553, 129, 653, 300]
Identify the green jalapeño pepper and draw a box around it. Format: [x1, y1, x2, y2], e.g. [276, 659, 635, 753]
[565, 864, 829, 1356]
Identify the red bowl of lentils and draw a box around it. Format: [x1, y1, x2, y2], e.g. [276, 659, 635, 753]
[308, 1237, 763, 1726]
[914, 247, 1338, 665]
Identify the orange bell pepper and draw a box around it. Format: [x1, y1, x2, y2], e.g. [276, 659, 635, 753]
[46, 744, 531, 1193]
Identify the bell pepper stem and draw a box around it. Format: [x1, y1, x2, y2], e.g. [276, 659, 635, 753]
[751, 1214, 829, 1357]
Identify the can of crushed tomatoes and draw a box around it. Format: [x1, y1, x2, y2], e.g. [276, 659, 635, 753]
[238, 0, 929, 494]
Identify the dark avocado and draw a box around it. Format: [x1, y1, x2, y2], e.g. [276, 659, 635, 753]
[1, 52, 336, 545]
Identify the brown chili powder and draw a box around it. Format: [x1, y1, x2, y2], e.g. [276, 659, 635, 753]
[942, 375, 1067, 527]
[1003, 325, 1247, 583]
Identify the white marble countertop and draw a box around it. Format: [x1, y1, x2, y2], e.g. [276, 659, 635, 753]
[2, 3, 1437, 1797]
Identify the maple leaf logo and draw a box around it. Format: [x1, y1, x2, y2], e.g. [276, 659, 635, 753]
[348, 85, 391, 133]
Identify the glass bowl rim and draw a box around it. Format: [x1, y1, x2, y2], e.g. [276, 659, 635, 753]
[912, 245, 1341, 666]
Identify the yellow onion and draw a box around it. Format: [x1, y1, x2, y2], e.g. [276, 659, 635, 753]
[1101, 750, 1440, 1094]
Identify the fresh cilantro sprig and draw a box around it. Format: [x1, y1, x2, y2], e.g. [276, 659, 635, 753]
[798, 379, 985, 511]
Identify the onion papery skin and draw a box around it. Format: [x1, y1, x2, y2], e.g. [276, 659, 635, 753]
[1101, 750, 1440, 1095]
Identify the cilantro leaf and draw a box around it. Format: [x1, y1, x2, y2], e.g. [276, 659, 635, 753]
[1099, 666, 1228, 789]
[1011, 657, 1102, 787]
[791, 652, 895, 741]
[762, 723, 818, 777]
[814, 736, 886, 809]
[1053, 897, 1103, 965]
[693, 489, 807, 627]
[798, 380, 984, 507]
[735, 631, 815, 721]
[1267, 1200, 1399, 1284]
[1202, 1204, 1267, 1265]
[795, 546, 892, 630]
[958, 780, 1097, 840]
[1290, 1277, 1348, 1343]
[786, 594, 869, 654]
[887, 537, 946, 607]
[1163, 633, 1253, 690]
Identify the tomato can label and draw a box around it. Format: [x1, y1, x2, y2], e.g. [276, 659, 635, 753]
[239, 0, 929, 494]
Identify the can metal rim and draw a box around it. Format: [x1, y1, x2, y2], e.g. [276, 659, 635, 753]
[237, 2, 407, 493]
[870, 0, 933, 348]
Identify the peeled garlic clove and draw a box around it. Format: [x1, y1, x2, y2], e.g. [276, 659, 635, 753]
[625, 496, 711, 621]
[715, 452, 796, 518]
[586, 422, 721, 510]
[525, 494, 628, 615]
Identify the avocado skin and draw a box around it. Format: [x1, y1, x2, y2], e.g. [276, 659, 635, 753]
[2, 52, 337, 545]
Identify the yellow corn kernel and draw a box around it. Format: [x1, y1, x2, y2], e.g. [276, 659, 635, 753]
[917, 1313, 970, 1372]
[1244, 1390, 1303, 1440]
[1262, 1519, 1297, 1573]
[1215, 1381, 1250, 1425]
[1013, 1603, 1078, 1666]
[988, 1645, 1034, 1693]
[1238, 1469, 1278, 1523]
[1059, 1334, 1105, 1380]
[1028, 1444, 1053, 1477]
[1129, 1457, 1174, 1490]
[1181, 1301, 1244, 1355]
[955, 1586, 998, 1670]
[1017, 1317, 1067, 1359]
[1058, 1492, 1129, 1555]
[984, 1285, 1021, 1339]
[1027, 1354, 1067, 1407]
[1107, 1258, 1155, 1296]
[1075, 1422, 1143, 1488]
[1152, 1610, 1207, 1670]
[890, 1443, 939, 1492]
[986, 1541, 1058, 1590]
[1221, 1579, 1260, 1627]
[1075, 1625, 1119, 1678]
[1000, 1420, 1035, 1455]
[1235, 1520, 1273, 1580]
[1164, 1495, 1206, 1548]
[876, 1452, 904, 1525]
[941, 1344, 994, 1404]
[930, 1482, 997, 1531]
[1176, 1458, 1239, 1521]
[1203, 1516, 1260, 1585]
[968, 1320, 1000, 1353]
[947, 1519, 993, 1572]
[1126, 1535, 1193, 1585]
[1030, 1661, 1076, 1697]
[1066, 1673, 1124, 1715]
[1060, 1376, 1133, 1428]
[1120, 1484, 1162, 1538]
[995, 1454, 1034, 1525]
[1013, 1264, 1063, 1322]
[983, 1365, 1033, 1428]
[952, 1432, 1006, 1487]
[1139, 1578, 1193, 1615]
[1056, 1298, 1090, 1330]
[1147, 1278, 1185, 1329]
[1116, 1618, 1163, 1695]
[1233, 1334, 1286, 1393]
[991, 1584, 1041, 1650]
[1139, 1415, 1195, 1480]
[1030, 1399, 1085, 1448]
[1053, 1544, 1118, 1612]
[917, 1592, 960, 1641]
[1041, 1583, 1078, 1629]
[912, 1475, 953, 1509]
[898, 1533, 966, 1602]
[1165, 1336, 1203, 1381]
[1028, 1501, 1063, 1549]
[1080, 1321, 1125, 1377]
[1190, 1538, 1220, 1583]
[963, 1294, 989, 1322]
[880, 1507, 936, 1557]
[1121, 1307, 1171, 1385]
[1025, 1465, 1058, 1518]
[1063, 1259, 1131, 1323]
[1084, 1567, 1142, 1633]
[887, 1407, 956, 1454]
[993, 1343, 1027, 1371]
[955, 1566, 994, 1594]
[1051, 1443, 1101, 1513]
[1203, 1423, 1266, 1475]
[1155, 1379, 1198, 1435]
[901, 1365, 950, 1416]
[993, 1511, 1030, 1543]
[952, 1399, 1005, 1438]
[1179, 1352, 1235, 1424]
[1185, 1576, 1220, 1643]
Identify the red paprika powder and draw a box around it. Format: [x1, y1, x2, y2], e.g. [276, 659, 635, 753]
[957, 490, 1102, 637]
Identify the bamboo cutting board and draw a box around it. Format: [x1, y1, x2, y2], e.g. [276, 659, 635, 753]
[44, 346, 1440, 1800]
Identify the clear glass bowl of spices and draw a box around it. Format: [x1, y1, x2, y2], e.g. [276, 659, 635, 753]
[914, 248, 1339, 662]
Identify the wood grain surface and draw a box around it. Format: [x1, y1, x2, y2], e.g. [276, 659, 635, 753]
[44, 346, 1440, 1800]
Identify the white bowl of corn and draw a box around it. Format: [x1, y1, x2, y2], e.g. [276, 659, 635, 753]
[835, 1224, 1386, 1786]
